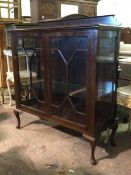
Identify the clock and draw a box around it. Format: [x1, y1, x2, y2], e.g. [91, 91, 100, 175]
[42, 2, 55, 15]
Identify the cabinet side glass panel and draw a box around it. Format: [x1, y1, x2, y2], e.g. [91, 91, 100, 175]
[16, 37, 45, 111]
[96, 30, 118, 125]
[50, 36, 89, 125]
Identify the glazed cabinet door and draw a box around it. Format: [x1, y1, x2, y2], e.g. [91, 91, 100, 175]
[47, 30, 92, 127]
[96, 30, 119, 126]
[13, 32, 47, 114]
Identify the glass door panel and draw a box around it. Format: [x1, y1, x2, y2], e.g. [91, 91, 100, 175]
[51, 49, 67, 106]
[68, 50, 87, 114]
[50, 35, 89, 125]
[16, 37, 45, 112]
[96, 30, 118, 124]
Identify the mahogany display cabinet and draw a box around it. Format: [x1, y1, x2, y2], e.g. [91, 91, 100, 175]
[10, 15, 121, 165]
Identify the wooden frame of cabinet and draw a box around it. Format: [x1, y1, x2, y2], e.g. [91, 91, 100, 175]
[10, 15, 121, 165]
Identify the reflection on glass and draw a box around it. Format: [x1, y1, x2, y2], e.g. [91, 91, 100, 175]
[96, 30, 117, 123]
[97, 31, 116, 62]
[97, 31, 117, 101]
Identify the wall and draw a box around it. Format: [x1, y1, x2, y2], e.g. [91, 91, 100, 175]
[97, 0, 131, 27]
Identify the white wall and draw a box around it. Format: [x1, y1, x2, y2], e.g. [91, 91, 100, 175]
[21, 0, 31, 16]
[61, 4, 78, 17]
[97, 0, 131, 27]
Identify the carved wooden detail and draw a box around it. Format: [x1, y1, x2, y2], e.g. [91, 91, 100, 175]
[39, 0, 58, 19]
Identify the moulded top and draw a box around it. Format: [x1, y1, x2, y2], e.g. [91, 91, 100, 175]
[9, 14, 122, 32]
[38, 14, 121, 28]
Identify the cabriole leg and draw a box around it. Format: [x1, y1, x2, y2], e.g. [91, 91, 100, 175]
[128, 109, 131, 131]
[90, 141, 97, 165]
[83, 133, 101, 165]
[6, 78, 12, 106]
[14, 109, 21, 129]
[110, 121, 118, 146]
[1, 87, 4, 104]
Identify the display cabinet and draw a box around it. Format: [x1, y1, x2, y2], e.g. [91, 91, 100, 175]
[10, 15, 121, 165]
